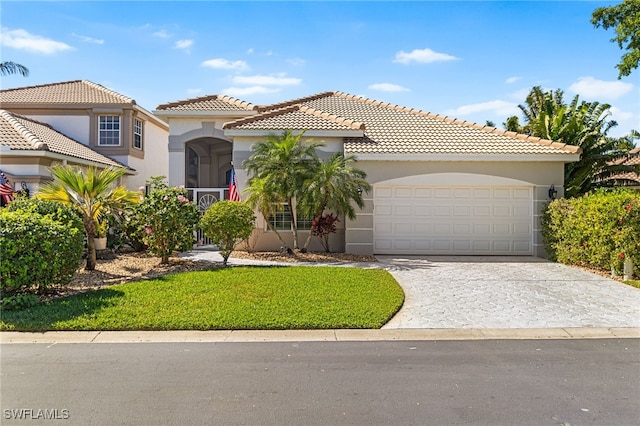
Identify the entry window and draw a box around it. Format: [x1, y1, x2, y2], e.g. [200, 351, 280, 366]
[98, 115, 121, 146]
[297, 216, 313, 230]
[268, 204, 292, 231]
[133, 119, 143, 150]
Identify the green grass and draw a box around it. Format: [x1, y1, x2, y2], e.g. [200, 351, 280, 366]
[625, 279, 640, 289]
[0, 266, 404, 331]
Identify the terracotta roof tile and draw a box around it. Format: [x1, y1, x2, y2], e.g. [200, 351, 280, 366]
[230, 91, 580, 156]
[0, 110, 126, 168]
[156, 95, 257, 111]
[0, 80, 135, 105]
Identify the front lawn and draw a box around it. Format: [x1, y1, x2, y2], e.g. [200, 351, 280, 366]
[0, 266, 404, 331]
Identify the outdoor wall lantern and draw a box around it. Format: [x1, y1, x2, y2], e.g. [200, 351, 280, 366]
[548, 184, 558, 200]
[357, 185, 363, 196]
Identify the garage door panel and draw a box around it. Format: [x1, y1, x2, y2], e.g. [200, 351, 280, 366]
[373, 184, 533, 255]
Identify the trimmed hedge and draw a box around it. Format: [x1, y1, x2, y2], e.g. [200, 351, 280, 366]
[1, 202, 84, 294]
[542, 189, 640, 274]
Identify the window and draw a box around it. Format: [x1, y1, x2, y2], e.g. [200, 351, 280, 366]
[297, 215, 314, 230]
[133, 119, 143, 150]
[269, 204, 292, 231]
[98, 115, 120, 146]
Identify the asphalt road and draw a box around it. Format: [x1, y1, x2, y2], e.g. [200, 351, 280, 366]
[1, 339, 638, 425]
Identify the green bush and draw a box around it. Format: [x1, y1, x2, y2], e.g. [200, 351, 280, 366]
[137, 177, 200, 263]
[6, 197, 83, 233]
[542, 189, 640, 274]
[0, 209, 83, 294]
[200, 201, 255, 265]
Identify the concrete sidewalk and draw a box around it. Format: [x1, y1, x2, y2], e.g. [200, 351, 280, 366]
[1, 327, 639, 344]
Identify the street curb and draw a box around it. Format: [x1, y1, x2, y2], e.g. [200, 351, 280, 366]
[1, 327, 639, 344]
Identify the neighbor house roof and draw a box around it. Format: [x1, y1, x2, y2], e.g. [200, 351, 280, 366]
[608, 147, 640, 185]
[0, 110, 127, 169]
[0, 80, 135, 105]
[155, 94, 257, 112]
[224, 91, 581, 157]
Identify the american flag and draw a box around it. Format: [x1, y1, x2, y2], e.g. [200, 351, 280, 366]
[0, 170, 15, 206]
[228, 166, 241, 202]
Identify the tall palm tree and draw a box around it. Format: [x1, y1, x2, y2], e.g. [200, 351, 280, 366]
[298, 153, 371, 252]
[37, 165, 139, 270]
[0, 61, 29, 77]
[243, 176, 290, 250]
[505, 86, 633, 197]
[243, 130, 323, 250]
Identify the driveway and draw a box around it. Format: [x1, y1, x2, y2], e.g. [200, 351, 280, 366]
[378, 256, 640, 329]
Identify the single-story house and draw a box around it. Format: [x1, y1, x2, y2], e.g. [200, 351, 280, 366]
[0, 109, 128, 192]
[155, 91, 582, 257]
[0, 80, 169, 191]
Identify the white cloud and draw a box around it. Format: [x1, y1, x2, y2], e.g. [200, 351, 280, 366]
[368, 83, 410, 93]
[569, 76, 633, 100]
[609, 106, 634, 122]
[505, 76, 521, 84]
[393, 48, 458, 64]
[153, 30, 171, 38]
[286, 57, 305, 66]
[72, 33, 104, 45]
[231, 73, 300, 86]
[446, 100, 518, 117]
[247, 48, 254, 54]
[0, 28, 72, 54]
[509, 87, 530, 101]
[174, 39, 193, 50]
[187, 88, 202, 95]
[201, 58, 249, 72]
[222, 86, 280, 96]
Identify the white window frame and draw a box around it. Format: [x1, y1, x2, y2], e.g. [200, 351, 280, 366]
[133, 118, 143, 150]
[98, 115, 121, 146]
[267, 203, 313, 231]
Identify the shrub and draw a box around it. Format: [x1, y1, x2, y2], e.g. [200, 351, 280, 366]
[0, 209, 83, 294]
[137, 177, 200, 263]
[312, 213, 340, 252]
[200, 201, 255, 265]
[542, 189, 640, 274]
[6, 197, 83, 233]
[107, 205, 147, 252]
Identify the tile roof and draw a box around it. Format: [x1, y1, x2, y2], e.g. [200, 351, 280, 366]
[156, 95, 257, 111]
[225, 91, 580, 156]
[0, 80, 135, 105]
[0, 110, 126, 168]
[609, 148, 640, 184]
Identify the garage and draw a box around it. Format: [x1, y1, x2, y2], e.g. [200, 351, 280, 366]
[373, 183, 534, 255]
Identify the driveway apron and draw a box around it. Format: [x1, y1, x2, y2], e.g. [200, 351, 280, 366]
[379, 256, 640, 329]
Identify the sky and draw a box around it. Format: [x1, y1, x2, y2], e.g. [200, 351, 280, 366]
[1, 1, 638, 139]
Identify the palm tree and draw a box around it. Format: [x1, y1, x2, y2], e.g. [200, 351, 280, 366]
[298, 153, 370, 252]
[0, 61, 29, 77]
[505, 86, 633, 197]
[243, 130, 323, 250]
[37, 165, 139, 270]
[243, 176, 291, 250]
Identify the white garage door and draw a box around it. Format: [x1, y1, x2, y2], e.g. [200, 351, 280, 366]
[374, 185, 533, 255]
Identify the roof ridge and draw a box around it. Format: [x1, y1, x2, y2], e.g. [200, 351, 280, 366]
[0, 79, 83, 94]
[156, 94, 257, 111]
[81, 80, 135, 104]
[0, 110, 48, 150]
[298, 105, 365, 130]
[223, 104, 302, 129]
[258, 91, 336, 112]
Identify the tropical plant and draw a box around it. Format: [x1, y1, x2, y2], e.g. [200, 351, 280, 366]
[505, 86, 635, 197]
[0, 61, 29, 77]
[298, 152, 370, 252]
[243, 130, 323, 250]
[36, 165, 139, 270]
[136, 177, 200, 264]
[243, 176, 290, 250]
[200, 201, 255, 265]
[591, 0, 640, 78]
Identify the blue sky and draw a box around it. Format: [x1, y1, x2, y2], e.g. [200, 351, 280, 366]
[1, 1, 638, 138]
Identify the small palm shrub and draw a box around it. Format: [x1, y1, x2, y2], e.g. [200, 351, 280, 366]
[200, 201, 255, 265]
[542, 189, 640, 275]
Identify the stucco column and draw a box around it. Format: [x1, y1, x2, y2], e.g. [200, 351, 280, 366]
[168, 136, 185, 187]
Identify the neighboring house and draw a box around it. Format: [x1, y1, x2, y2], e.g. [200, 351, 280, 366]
[0, 109, 128, 192]
[156, 91, 581, 257]
[606, 147, 640, 189]
[0, 80, 169, 190]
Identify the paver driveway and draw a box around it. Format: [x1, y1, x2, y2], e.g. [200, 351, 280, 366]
[379, 256, 640, 329]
